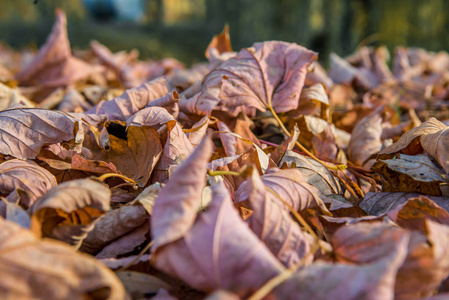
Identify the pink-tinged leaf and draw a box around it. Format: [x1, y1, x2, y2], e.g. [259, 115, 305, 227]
[186, 116, 209, 146]
[311, 124, 338, 161]
[95, 222, 149, 259]
[332, 222, 410, 264]
[0, 217, 125, 299]
[87, 77, 172, 121]
[146, 90, 180, 118]
[305, 61, 333, 89]
[0, 107, 80, 159]
[347, 110, 383, 168]
[280, 150, 344, 197]
[393, 220, 449, 299]
[1, 198, 31, 229]
[15, 9, 70, 83]
[218, 121, 238, 156]
[359, 192, 449, 216]
[80, 202, 149, 255]
[0, 159, 57, 208]
[152, 136, 212, 250]
[274, 223, 409, 300]
[90, 40, 138, 77]
[57, 89, 91, 113]
[328, 52, 358, 84]
[180, 41, 317, 116]
[30, 178, 110, 247]
[245, 168, 314, 267]
[385, 196, 449, 232]
[15, 10, 102, 89]
[152, 180, 284, 295]
[235, 168, 330, 214]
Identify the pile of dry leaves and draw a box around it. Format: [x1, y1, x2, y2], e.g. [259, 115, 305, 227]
[2, 9, 449, 300]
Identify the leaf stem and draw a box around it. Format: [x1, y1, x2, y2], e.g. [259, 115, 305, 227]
[116, 240, 154, 272]
[267, 106, 345, 171]
[207, 170, 240, 177]
[97, 173, 138, 189]
[248, 242, 319, 300]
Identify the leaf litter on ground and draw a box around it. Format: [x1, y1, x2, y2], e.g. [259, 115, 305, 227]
[2, 9, 449, 300]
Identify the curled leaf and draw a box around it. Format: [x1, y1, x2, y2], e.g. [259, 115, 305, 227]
[30, 178, 110, 247]
[0, 159, 57, 208]
[87, 77, 172, 121]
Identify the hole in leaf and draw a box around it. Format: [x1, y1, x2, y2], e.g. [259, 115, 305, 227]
[106, 123, 127, 141]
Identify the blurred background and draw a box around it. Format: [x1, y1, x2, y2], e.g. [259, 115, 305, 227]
[0, 0, 448, 65]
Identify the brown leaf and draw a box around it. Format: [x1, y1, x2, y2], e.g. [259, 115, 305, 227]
[372, 154, 448, 196]
[95, 222, 149, 259]
[86, 121, 162, 186]
[80, 202, 149, 255]
[395, 220, 449, 299]
[311, 123, 338, 161]
[180, 41, 317, 116]
[0, 217, 125, 299]
[379, 118, 447, 162]
[280, 150, 344, 197]
[205, 25, 232, 59]
[245, 168, 314, 267]
[0, 159, 57, 208]
[235, 168, 330, 214]
[0, 82, 34, 110]
[87, 77, 172, 121]
[386, 196, 449, 232]
[332, 222, 410, 264]
[275, 223, 409, 299]
[30, 178, 110, 247]
[128, 106, 193, 183]
[0, 107, 81, 159]
[15, 10, 102, 89]
[347, 110, 383, 167]
[359, 192, 449, 216]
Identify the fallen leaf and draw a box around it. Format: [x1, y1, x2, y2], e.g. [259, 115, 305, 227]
[0, 159, 57, 208]
[359, 192, 449, 216]
[347, 110, 383, 168]
[152, 180, 284, 296]
[274, 224, 409, 300]
[85, 120, 162, 186]
[0, 107, 81, 159]
[235, 168, 330, 213]
[87, 77, 172, 121]
[80, 201, 149, 255]
[30, 178, 110, 247]
[386, 196, 449, 232]
[245, 168, 314, 267]
[152, 137, 212, 250]
[0, 217, 125, 299]
[0, 82, 34, 110]
[15, 10, 102, 89]
[180, 41, 317, 115]
[280, 150, 343, 197]
[372, 153, 448, 196]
